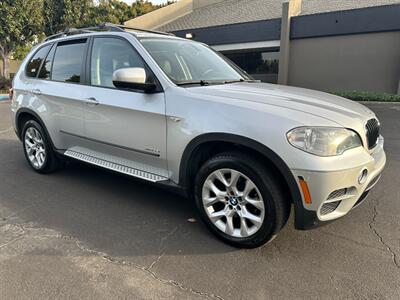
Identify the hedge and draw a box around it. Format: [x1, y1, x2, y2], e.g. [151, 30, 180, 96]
[0, 76, 11, 90]
[333, 91, 400, 102]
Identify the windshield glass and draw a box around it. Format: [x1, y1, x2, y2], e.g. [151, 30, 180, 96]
[139, 37, 251, 85]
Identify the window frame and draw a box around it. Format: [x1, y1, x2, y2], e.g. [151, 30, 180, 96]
[25, 35, 163, 93]
[138, 37, 253, 85]
[86, 35, 163, 93]
[38, 43, 56, 80]
[50, 38, 89, 85]
[25, 44, 53, 79]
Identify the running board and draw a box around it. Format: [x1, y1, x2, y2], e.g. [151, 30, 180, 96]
[64, 147, 167, 182]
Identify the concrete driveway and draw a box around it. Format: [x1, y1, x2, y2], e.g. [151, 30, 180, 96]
[0, 101, 399, 299]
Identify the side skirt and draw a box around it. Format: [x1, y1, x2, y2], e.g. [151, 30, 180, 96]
[63, 146, 168, 183]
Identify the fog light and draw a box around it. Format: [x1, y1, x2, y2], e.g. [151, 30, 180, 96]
[358, 169, 368, 184]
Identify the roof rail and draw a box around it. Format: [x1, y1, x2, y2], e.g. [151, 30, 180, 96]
[44, 28, 91, 42]
[102, 23, 175, 36]
[43, 22, 174, 42]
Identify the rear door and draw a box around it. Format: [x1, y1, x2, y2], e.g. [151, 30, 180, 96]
[79, 36, 168, 178]
[33, 38, 88, 150]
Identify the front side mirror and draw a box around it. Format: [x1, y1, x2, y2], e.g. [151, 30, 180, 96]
[112, 68, 156, 93]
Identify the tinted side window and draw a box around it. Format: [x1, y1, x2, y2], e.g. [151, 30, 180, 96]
[38, 44, 56, 79]
[52, 39, 86, 83]
[90, 37, 145, 88]
[26, 45, 51, 78]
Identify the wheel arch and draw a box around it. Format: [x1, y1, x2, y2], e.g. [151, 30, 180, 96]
[15, 108, 54, 147]
[180, 133, 300, 200]
[179, 133, 320, 230]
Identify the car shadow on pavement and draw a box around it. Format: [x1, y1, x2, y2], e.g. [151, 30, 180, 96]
[0, 139, 239, 260]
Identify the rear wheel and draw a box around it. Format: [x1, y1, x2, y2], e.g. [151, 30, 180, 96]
[22, 120, 64, 174]
[194, 152, 290, 248]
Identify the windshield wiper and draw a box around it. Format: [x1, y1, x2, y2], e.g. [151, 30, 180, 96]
[223, 79, 261, 84]
[223, 79, 245, 84]
[177, 80, 210, 86]
[177, 79, 259, 86]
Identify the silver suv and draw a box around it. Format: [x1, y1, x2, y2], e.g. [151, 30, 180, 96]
[11, 24, 386, 248]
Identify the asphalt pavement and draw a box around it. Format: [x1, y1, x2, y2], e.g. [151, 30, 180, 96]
[0, 101, 399, 299]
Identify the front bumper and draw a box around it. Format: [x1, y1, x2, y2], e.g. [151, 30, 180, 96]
[292, 136, 386, 229]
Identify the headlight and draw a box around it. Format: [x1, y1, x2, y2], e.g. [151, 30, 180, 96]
[287, 127, 362, 156]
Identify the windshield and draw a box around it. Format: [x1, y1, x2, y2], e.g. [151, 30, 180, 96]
[139, 37, 251, 85]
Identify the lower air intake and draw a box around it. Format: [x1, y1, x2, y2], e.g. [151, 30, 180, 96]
[327, 188, 347, 200]
[320, 201, 341, 215]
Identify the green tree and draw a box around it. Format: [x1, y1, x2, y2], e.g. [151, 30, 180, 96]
[43, 0, 156, 32]
[43, 0, 93, 36]
[62, 0, 93, 29]
[12, 43, 36, 61]
[43, 0, 65, 36]
[85, 0, 137, 26]
[134, 0, 157, 16]
[0, 0, 167, 78]
[0, 0, 44, 79]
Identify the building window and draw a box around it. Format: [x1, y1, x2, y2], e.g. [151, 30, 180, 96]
[222, 49, 280, 83]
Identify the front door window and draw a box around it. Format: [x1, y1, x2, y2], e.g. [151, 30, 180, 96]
[90, 37, 145, 88]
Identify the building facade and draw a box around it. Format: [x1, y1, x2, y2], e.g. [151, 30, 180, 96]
[126, 0, 400, 94]
[0, 59, 21, 79]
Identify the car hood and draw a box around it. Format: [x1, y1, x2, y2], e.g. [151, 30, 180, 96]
[187, 82, 376, 127]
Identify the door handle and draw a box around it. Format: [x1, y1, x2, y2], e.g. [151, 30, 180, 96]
[83, 97, 99, 105]
[31, 89, 42, 96]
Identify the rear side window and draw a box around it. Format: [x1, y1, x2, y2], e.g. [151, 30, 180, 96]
[26, 45, 51, 78]
[52, 39, 87, 83]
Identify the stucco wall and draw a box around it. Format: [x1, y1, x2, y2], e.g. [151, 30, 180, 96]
[0, 59, 21, 78]
[288, 31, 400, 93]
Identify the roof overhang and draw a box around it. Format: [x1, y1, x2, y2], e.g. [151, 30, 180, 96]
[212, 40, 280, 52]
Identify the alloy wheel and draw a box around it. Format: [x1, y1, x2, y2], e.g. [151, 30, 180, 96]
[24, 127, 46, 169]
[202, 168, 265, 238]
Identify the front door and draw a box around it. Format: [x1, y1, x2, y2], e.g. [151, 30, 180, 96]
[80, 36, 168, 178]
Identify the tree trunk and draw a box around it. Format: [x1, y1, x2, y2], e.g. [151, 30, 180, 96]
[0, 47, 9, 79]
[3, 56, 9, 79]
[0, 50, 3, 77]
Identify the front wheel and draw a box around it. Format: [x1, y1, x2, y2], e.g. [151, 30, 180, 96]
[194, 152, 290, 248]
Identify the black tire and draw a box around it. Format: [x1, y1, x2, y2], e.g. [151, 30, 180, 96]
[194, 152, 290, 248]
[22, 119, 64, 174]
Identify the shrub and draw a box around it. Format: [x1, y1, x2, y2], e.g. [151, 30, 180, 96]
[333, 90, 400, 102]
[0, 76, 12, 90]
